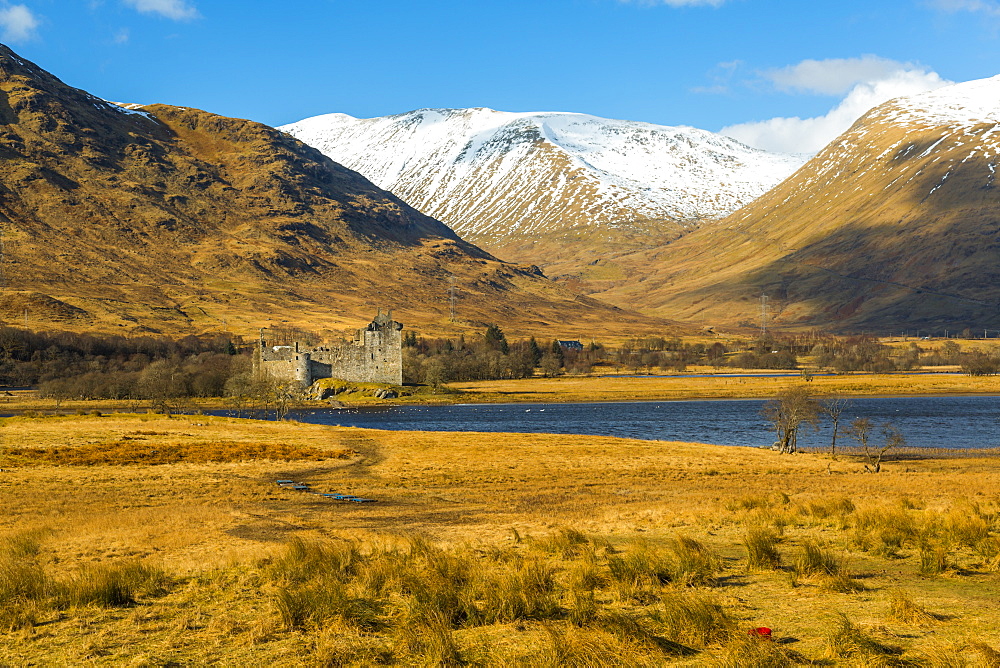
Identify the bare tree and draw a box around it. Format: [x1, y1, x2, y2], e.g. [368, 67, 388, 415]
[820, 396, 851, 460]
[762, 386, 820, 454]
[844, 418, 905, 473]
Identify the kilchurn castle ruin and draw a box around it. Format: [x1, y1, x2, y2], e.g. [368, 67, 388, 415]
[256, 311, 404, 386]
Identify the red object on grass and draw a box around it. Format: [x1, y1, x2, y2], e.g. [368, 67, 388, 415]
[749, 627, 773, 640]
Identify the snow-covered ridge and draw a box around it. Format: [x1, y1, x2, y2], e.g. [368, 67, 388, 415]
[281, 108, 806, 241]
[731, 72, 1000, 237]
[880, 74, 1000, 127]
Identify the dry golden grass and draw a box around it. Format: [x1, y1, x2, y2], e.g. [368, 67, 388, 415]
[9, 439, 341, 466]
[450, 369, 1000, 404]
[2, 413, 1000, 664]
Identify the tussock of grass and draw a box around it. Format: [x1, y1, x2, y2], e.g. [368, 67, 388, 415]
[565, 547, 606, 594]
[649, 590, 734, 649]
[0, 530, 171, 632]
[0, 531, 50, 632]
[608, 535, 721, 599]
[918, 541, 951, 576]
[712, 631, 801, 667]
[801, 495, 856, 520]
[823, 572, 866, 593]
[793, 539, 842, 577]
[543, 623, 665, 667]
[395, 611, 462, 666]
[852, 506, 918, 558]
[11, 440, 345, 465]
[945, 503, 991, 547]
[886, 590, 939, 625]
[792, 540, 865, 592]
[566, 588, 598, 627]
[533, 526, 592, 558]
[743, 526, 782, 571]
[61, 561, 170, 608]
[593, 610, 695, 658]
[312, 624, 396, 667]
[670, 536, 722, 587]
[726, 494, 776, 512]
[826, 614, 904, 665]
[977, 537, 1000, 571]
[970, 642, 1000, 666]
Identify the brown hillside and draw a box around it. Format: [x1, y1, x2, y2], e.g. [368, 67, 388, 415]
[593, 77, 1000, 332]
[0, 46, 672, 338]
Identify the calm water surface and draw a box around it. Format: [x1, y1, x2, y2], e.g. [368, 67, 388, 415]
[277, 396, 1000, 450]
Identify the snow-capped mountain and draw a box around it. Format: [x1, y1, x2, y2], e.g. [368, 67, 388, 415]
[280, 108, 805, 265]
[591, 74, 1000, 330]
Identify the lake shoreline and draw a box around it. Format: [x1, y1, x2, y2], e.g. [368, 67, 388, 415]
[2, 369, 998, 413]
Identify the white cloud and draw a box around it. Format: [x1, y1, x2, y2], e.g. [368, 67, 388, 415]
[721, 63, 951, 154]
[0, 4, 39, 42]
[123, 0, 199, 20]
[928, 0, 1000, 15]
[763, 56, 919, 96]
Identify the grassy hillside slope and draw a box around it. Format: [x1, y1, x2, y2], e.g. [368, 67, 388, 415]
[594, 79, 1000, 332]
[0, 47, 670, 339]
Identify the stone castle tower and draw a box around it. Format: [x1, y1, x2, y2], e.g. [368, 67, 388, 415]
[257, 311, 403, 386]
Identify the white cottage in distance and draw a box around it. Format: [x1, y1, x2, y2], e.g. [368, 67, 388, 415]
[256, 311, 404, 387]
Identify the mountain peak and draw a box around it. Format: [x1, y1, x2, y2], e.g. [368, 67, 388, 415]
[879, 74, 1000, 127]
[281, 107, 806, 271]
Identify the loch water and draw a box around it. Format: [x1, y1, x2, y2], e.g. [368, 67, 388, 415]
[274, 395, 1000, 450]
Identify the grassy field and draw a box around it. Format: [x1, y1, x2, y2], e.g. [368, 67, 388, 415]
[449, 368, 1000, 404]
[2, 413, 1000, 665]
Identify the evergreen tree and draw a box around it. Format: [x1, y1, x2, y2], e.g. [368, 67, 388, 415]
[485, 324, 510, 354]
[550, 339, 565, 367]
[528, 337, 543, 366]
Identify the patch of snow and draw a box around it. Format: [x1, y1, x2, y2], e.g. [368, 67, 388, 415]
[105, 100, 155, 120]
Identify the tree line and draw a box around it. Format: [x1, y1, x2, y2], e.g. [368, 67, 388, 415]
[401, 325, 604, 385]
[5, 323, 1000, 406]
[0, 327, 242, 397]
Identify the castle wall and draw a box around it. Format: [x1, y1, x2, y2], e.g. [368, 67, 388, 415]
[257, 313, 403, 387]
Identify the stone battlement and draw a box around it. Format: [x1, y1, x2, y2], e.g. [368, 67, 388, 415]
[257, 310, 403, 386]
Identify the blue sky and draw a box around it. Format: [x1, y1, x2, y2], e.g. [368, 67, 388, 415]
[2, 0, 999, 153]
